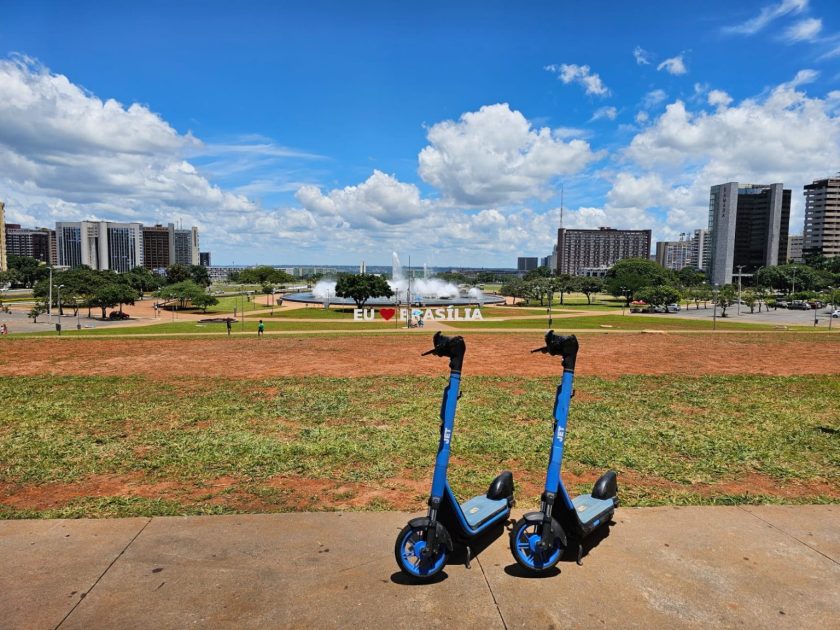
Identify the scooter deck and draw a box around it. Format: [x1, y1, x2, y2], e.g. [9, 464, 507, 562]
[573, 494, 614, 528]
[460, 494, 509, 529]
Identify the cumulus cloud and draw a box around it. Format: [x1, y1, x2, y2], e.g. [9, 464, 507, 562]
[633, 46, 651, 65]
[723, 0, 808, 35]
[642, 89, 668, 109]
[657, 55, 687, 75]
[782, 17, 822, 42]
[707, 89, 733, 109]
[590, 106, 618, 121]
[545, 63, 610, 96]
[417, 103, 601, 205]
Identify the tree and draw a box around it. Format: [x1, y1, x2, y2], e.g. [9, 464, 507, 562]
[552, 274, 577, 305]
[605, 258, 670, 305]
[741, 290, 758, 313]
[436, 271, 468, 284]
[91, 281, 137, 318]
[715, 285, 736, 317]
[500, 279, 528, 304]
[189, 265, 211, 287]
[523, 266, 553, 281]
[576, 276, 604, 305]
[165, 264, 192, 284]
[124, 266, 161, 297]
[524, 278, 550, 306]
[156, 280, 207, 309]
[677, 267, 706, 289]
[7, 255, 48, 288]
[191, 292, 219, 313]
[28, 302, 47, 323]
[237, 265, 294, 285]
[334, 273, 394, 308]
[635, 285, 681, 307]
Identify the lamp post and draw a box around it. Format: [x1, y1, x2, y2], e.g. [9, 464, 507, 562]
[48, 266, 53, 324]
[736, 265, 745, 316]
[712, 284, 718, 331]
[56, 284, 65, 335]
[620, 286, 627, 316]
[791, 265, 797, 296]
[829, 287, 835, 331]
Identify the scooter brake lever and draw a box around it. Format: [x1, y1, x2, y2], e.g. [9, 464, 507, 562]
[531, 347, 548, 353]
[421, 348, 436, 356]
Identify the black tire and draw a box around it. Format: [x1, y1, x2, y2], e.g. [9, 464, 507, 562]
[509, 517, 562, 573]
[394, 523, 448, 581]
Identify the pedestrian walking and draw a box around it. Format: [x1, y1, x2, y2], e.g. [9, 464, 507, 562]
[226, 319, 232, 336]
[258, 319, 265, 337]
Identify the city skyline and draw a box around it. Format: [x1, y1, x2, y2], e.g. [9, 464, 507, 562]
[2, 1, 840, 266]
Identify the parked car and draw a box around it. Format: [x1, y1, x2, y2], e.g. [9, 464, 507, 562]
[776, 300, 789, 308]
[807, 300, 823, 309]
[788, 301, 809, 310]
[108, 311, 130, 320]
[832, 310, 840, 318]
[666, 303, 681, 312]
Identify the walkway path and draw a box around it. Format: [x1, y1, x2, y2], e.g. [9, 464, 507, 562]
[1, 506, 837, 628]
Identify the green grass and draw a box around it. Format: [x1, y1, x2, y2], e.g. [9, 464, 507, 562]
[1, 374, 836, 518]
[449, 314, 780, 331]
[16, 319, 394, 336]
[266, 306, 357, 318]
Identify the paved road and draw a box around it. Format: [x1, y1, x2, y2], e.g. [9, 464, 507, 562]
[1, 505, 837, 629]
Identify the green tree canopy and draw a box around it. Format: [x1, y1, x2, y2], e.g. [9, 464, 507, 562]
[635, 285, 681, 307]
[334, 273, 394, 308]
[604, 258, 670, 304]
[165, 264, 192, 284]
[156, 280, 208, 309]
[575, 276, 604, 304]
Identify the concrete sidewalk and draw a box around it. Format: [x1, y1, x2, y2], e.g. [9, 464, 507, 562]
[1, 505, 837, 629]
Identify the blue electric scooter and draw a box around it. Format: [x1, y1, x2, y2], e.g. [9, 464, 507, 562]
[509, 331, 618, 573]
[395, 332, 515, 580]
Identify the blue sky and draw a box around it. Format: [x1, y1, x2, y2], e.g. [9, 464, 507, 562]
[1, 0, 840, 266]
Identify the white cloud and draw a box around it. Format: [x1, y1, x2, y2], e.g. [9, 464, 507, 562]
[784, 68, 819, 88]
[723, 0, 808, 35]
[635, 111, 650, 124]
[707, 89, 733, 109]
[657, 55, 687, 75]
[642, 89, 668, 109]
[417, 103, 601, 205]
[633, 46, 651, 65]
[782, 17, 822, 42]
[590, 106, 618, 121]
[545, 63, 610, 96]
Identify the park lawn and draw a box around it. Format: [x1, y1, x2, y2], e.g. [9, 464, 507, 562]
[449, 314, 780, 331]
[16, 319, 394, 337]
[266, 306, 357, 318]
[0, 374, 836, 518]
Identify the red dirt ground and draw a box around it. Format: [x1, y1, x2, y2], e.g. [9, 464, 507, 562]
[1, 333, 838, 379]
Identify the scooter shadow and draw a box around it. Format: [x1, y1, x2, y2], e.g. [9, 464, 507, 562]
[390, 521, 507, 586]
[503, 521, 614, 579]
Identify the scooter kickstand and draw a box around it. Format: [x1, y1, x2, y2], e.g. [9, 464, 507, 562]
[576, 543, 583, 566]
[465, 545, 472, 569]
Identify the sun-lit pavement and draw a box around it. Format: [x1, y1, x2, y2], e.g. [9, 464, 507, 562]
[1, 506, 837, 628]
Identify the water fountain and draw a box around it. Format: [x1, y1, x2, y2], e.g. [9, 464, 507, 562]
[283, 252, 504, 306]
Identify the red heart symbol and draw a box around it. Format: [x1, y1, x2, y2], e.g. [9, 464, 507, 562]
[380, 308, 396, 321]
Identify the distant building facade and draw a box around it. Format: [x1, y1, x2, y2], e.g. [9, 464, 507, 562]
[556, 227, 652, 276]
[803, 177, 840, 259]
[4, 225, 55, 264]
[200, 252, 211, 267]
[786, 234, 804, 263]
[707, 183, 790, 286]
[0, 202, 6, 272]
[655, 230, 709, 271]
[174, 227, 200, 266]
[56, 221, 143, 272]
[517, 257, 538, 272]
[142, 224, 176, 270]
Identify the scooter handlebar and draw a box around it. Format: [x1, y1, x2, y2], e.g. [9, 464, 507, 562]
[421, 332, 466, 372]
[534, 330, 578, 371]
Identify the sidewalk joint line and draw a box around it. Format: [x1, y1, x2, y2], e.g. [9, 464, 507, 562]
[737, 506, 838, 566]
[475, 555, 508, 630]
[55, 517, 153, 629]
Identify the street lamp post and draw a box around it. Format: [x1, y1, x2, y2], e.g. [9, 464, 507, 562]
[620, 286, 627, 316]
[829, 287, 835, 331]
[712, 285, 718, 331]
[736, 265, 745, 316]
[48, 266, 53, 324]
[56, 284, 65, 335]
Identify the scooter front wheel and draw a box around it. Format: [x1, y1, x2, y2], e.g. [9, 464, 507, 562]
[394, 523, 448, 580]
[509, 518, 562, 573]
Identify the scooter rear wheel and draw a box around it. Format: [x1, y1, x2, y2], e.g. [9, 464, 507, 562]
[509, 518, 562, 572]
[394, 523, 448, 580]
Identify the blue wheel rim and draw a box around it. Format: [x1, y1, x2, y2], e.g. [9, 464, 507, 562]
[514, 522, 561, 569]
[399, 527, 447, 577]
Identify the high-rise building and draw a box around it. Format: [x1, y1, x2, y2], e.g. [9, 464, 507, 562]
[0, 202, 7, 272]
[692, 229, 709, 271]
[517, 257, 538, 272]
[556, 227, 652, 276]
[56, 221, 143, 272]
[655, 230, 709, 271]
[200, 252, 211, 267]
[707, 183, 790, 286]
[174, 227, 199, 266]
[142, 224, 176, 270]
[803, 177, 840, 258]
[787, 235, 804, 263]
[5, 225, 54, 264]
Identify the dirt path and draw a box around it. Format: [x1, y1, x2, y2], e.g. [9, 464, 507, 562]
[2, 333, 837, 379]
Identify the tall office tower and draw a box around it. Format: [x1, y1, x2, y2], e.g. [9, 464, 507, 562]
[707, 183, 790, 286]
[692, 229, 709, 271]
[0, 202, 6, 272]
[556, 227, 652, 276]
[655, 233, 694, 270]
[142, 224, 176, 270]
[517, 257, 538, 272]
[200, 252, 211, 267]
[56, 221, 143, 271]
[174, 226, 199, 265]
[5, 225, 53, 263]
[786, 235, 804, 263]
[803, 177, 840, 258]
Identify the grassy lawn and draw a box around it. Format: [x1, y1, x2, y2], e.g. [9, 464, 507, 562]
[266, 306, 357, 318]
[1, 374, 836, 518]
[17, 319, 394, 336]
[449, 314, 780, 331]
